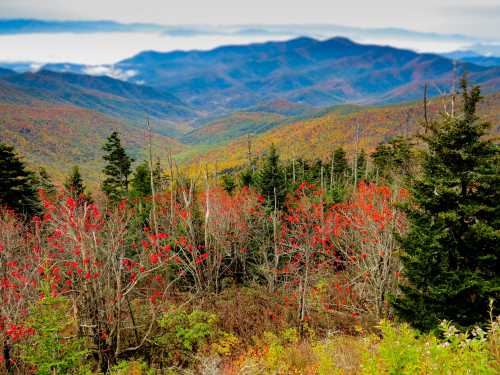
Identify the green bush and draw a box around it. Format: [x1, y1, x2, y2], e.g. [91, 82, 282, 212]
[361, 320, 498, 374]
[110, 360, 157, 375]
[154, 308, 218, 366]
[19, 295, 90, 375]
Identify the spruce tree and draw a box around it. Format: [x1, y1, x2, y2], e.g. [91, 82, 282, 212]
[130, 161, 152, 198]
[221, 174, 236, 194]
[356, 149, 367, 181]
[372, 137, 412, 179]
[152, 158, 168, 192]
[64, 166, 91, 203]
[35, 167, 56, 197]
[255, 144, 287, 208]
[332, 147, 349, 179]
[392, 78, 499, 331]
[239, 168, 253, 188]
[101, 132, 133, 202]
[0, 142, 39, 215]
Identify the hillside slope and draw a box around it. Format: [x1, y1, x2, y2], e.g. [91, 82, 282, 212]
[0, 70, 197, 136]
[0, 99, 184, 184]
[184, 92, 500, 171]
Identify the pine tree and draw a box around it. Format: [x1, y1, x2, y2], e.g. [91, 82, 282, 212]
[35, 167, 56, 197]
[221, 173, 236, 194]
[152, 158, 168, 192]
[239, 168, 253, 188]
[332, 147, 349, 179]
[356, 149, 367, 181]
[392, 77, 499, 331]
[0, 142, 39, 215]
[130, 161, 152, 198]
[255, 144, 287, 208]
[371, 137, 412, 179]
[64, 166, 91, 203]
[101, 132, 133, 202]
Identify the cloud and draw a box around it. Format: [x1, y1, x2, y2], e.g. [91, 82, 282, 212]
[83, 66, 137, 80]
[0, 0, 499, 39]
[29, 62, 43, 72]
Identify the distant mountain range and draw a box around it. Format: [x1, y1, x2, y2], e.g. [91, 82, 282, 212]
[0, 19, 164, 34]
[442, 51, 500, 67]
[112, 37, 500, 111]
[1, 36, 499, 123]
[1, 36, 499, 113]
[0, 19, 482, 43]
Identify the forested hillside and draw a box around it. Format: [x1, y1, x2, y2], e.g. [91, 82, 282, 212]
[185, 91, 500, 171]
[0, 100, 184, 182]
[2, 89, 499, 185]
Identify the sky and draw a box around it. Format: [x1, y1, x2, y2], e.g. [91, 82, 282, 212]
[0, 0, 499, 65]
[2, 0, 499, 38]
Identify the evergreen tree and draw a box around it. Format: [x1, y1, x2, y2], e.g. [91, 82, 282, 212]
[221, 173, 236, 194]
[130, 161, 152, 198]
[255, 144, 287, 208]
[356, 149, 367, 181]
[239, 168, 253, 188]
[35, 167, 56, 197]
[152, 158, 168, 192]
[131, 160, 168, 199]
[371, 142, 391, 177]
[392, 78, 499, 331]
[101, 132, 133, 202]
[64, 166, 91, 203]
[371, 137, 412, 179]
[0, 142, 39, 215]
[332, 147, 349, 179]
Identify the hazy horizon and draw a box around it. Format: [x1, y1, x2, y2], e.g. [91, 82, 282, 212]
[2, 0, 499, 38]
[0, 21, 499, 66]
[1, 0, 499, 66]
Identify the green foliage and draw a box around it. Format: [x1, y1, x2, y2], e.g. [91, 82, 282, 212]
[64, 165, 91, 202]
[333, 147, 349, 180]
[131, 159, 169, 199]
[131, 161, 152, 198]
[154, 308, 218, 365]
[239, 167, 254, 187]
[356, 149, 367, 181]
[361, 319, 498, 374]
[255, 144, 287, 208]
[0, 142, 39, 215]
[110, 360, 157, 375]
[221, 173, 236, 194]
[101, 131, 134, 203]
[35, 167, 56, 197]
[371, 136, 413, 179]
[19, 295, 90, 375]
[392, 77, 500, 331]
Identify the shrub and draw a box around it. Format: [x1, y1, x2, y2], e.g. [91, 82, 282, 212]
[234, 328, 316, 375]
[110, 360, 157, 375]
[19, 294, 90, 375]
[154, 308, 218, 366]
[361, 320, 498, 374]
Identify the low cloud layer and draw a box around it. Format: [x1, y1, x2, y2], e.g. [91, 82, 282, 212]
[1, 0, 499, 39]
